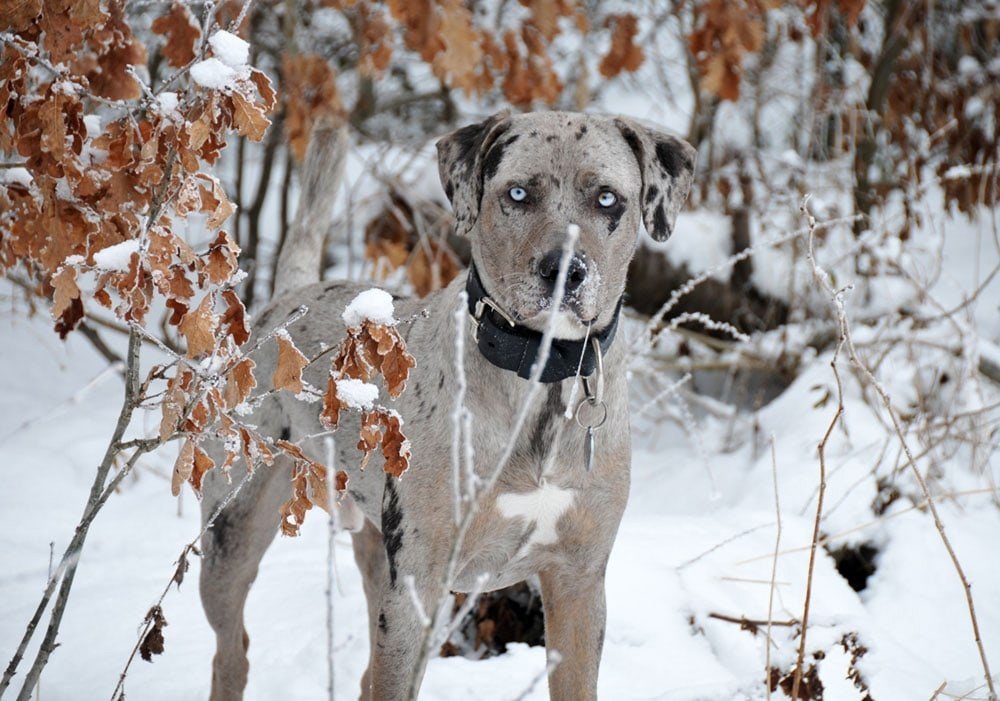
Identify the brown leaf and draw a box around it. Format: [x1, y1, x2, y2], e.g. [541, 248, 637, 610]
[220, 291, 250, 345]
[223, 357, 256, 409]
[320, 376, 343, 429]
[159, 370, 190, 441]
[151, 2, 200, 68]
[432, 0, 482, 93]
[7, 0, 41, 32]
[171, 439, 195, 496]
[379, 411, 410, 478]
[178, 294, 217, 357]
[380, 344, 416, 398]
[139, 606, 167, 662]
[204, 230, 239, 283]
[599, 14, 645, 78]
[273, 333, 309, 393]
[230, 90, 269, 142]
[249, 68, 277, 112]
[51, 265, 82, 327]
[190, 445, 215, 495]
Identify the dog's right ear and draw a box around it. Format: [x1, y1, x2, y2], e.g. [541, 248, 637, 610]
[437, 111, 511, 237]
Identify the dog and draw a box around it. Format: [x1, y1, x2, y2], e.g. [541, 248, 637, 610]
[199, 110, 695, 700]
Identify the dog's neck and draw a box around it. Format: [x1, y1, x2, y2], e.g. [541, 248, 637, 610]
[464, 263, 622, 383]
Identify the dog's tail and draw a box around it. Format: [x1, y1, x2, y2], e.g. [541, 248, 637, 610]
[272, 117, 349, 297]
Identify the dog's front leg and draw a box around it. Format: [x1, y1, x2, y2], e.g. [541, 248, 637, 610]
[365, 476, 450, 700]
[539, 566, 608, 701]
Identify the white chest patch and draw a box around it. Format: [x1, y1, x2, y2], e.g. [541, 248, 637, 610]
[496, 481, 575, 547]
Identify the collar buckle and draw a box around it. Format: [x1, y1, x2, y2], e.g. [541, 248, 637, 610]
[473, 295, 516, 342]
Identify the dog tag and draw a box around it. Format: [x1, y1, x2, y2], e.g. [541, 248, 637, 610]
[575, 396, 607, 473]
[584, 426, 596, 472]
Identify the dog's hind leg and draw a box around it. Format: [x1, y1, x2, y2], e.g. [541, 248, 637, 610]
[350, 518, 388, 701]
[199, 456, 293, 701]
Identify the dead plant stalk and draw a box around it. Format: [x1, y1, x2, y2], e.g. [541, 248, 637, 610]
[802, 200, 998, 701]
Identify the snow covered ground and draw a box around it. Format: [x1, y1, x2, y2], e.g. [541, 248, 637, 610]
[1, 204, 998, 700]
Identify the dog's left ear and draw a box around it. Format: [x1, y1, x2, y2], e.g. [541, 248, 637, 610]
[614, 117, 697, 241]
[437, 111, 512, 237]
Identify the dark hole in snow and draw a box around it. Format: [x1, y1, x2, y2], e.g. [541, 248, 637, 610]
[829, 543, 879, 592]
[440, 581, 545, 659]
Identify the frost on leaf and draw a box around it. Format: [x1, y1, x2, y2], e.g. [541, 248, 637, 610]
[272, 333, 309, 394]
[170, 439, 195, 496]
[178, 294, 218, 357]
[51, 266, 83, 338]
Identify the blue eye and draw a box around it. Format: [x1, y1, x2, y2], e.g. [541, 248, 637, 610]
[509, 186, 528, 202]
[597, 191, 617, 208]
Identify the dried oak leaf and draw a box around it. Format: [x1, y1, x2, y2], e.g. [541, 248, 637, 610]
[599, 14, 645, 78]
[432, 0, 482, 93]
[204, 230, 239, 283]
[159, 369, 191, 441]
[230, 90, 269, 142]
[51, 266, 83, 334]
[7, 0, 42, 32]
[151, 2, 200, 68]
[190, 445, 215, 495]
[223, 357, 256, 409]
[320, 376, 343, 429]
[171, 439, 195, 496]
[178, 294, 217, 357]
[139, 606, 167, 661]
[273, 333, 309, 393]
[220, 290, 250, 346]
[379, 411, 410, 478]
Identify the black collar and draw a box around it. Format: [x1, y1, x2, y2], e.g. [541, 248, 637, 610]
[465, 263, 622, 383]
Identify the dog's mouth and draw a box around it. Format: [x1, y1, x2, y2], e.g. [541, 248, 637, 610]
[519, 295, 597, 339]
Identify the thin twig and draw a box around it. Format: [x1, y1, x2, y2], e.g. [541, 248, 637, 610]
[5, 330, 144, 700]
[792, 200, 846, 700]
[765, 435, 782, 700]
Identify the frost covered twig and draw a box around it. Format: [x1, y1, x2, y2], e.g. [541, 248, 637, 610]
[631, 213, 862, 356]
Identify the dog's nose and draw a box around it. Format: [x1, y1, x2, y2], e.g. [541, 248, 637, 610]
[538, 249, 587, 293]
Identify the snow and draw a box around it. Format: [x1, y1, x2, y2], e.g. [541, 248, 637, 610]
[83, 114, 102, 137]
[335, 378, 378, 410]
[155, 92, 180, 118]
[92, 239, 140, 272]
[190, 58, 237, 90]
[1, 167, 32, 186]
[209, 30, 249, 68]
[342, 288, 396, 327]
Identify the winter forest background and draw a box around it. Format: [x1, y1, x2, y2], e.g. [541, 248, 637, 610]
[1, 1, 998, 699]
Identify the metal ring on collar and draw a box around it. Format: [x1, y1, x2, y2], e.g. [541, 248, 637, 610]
[574, 397, 608, 430]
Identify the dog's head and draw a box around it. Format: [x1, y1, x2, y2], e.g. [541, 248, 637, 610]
[437, 111, 696, 338]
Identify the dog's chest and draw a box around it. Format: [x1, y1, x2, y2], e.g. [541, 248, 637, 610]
[495, 480, 575, 548]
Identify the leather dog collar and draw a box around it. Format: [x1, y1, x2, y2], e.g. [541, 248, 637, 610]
[465, 263, 622, 383]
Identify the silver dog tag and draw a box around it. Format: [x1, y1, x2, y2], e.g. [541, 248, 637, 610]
[584, 426, 596, 472]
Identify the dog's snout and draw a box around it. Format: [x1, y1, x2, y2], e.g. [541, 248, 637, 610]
[538, 250, 587, 292]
